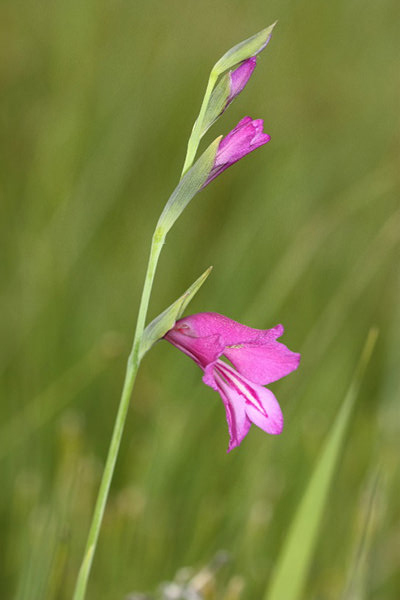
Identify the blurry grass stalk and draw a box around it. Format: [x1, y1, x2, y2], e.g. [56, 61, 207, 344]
[341, 468, 382, 600]
[0, 334, 124, 462]
[264, 328, 379, 600]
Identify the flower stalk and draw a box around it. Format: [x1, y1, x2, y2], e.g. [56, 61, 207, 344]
[181, 70, 218, 177]
[73, 23, 276, 600]
[73, 229, 164, 600]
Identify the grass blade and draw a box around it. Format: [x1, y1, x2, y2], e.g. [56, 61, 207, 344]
[264, 328, 379, 600]
[341, 469, 382, 600]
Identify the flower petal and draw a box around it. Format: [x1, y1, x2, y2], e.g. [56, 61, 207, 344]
[214, 375, 252, 452]
[173, 313, 283, 346]
[224, 338, 301, 385]
[214, 117, 270, 166]
[164, 329, 224, 370]
[243, 385, 283, 435]
[229, 57, 257, 103]
[216, 361, 283, 435]
[204, 118, 270, 186]
[164, 312, 299, 452]
[169, 314, 300, 385]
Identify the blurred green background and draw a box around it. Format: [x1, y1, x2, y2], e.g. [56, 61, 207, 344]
[1, 0, 399, 598]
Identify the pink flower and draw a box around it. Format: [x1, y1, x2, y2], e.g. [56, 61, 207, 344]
[227, 57, 257, 106]
[164, 312, 300, 452]
[204, 117, 271, 186]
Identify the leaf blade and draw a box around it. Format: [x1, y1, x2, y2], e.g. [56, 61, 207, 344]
[157, 139, 220, 235]
[213, 22, 276, 75]
[139, 266, 213, 360]
[264, 328, 379, 600]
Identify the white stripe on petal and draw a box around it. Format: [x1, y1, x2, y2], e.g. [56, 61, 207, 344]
[214, 373, 251, 451]
[215, 360, 283, 435]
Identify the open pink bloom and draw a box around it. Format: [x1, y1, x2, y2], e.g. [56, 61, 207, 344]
[164, 312, 300, 452]
[204, 117, 271, 186]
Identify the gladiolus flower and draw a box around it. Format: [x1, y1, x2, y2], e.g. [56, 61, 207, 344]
[227, 57, 257, 106]
[204, 117, 271, 186]
[164, 312, 300, 452]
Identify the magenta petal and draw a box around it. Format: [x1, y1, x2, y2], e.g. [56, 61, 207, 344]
[242, 385, 283, 435]
[215, 376, 252, 452]
[224, 339, 301, 385]
[173, 313, 280, 345]
[164, 312, 299, 451]
[216, 117, 268, 164]
[164, 329, 224, 370]
[204, 117, 271, 186]
[166, 314, 299, 385]
[202, 362, 219, 390]
[217, 362, 283, 436]
[220, 116, 253, 145]
[228, 57, 257, 103]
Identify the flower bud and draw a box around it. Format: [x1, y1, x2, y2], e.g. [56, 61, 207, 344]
[204, 116, 271, 186]
[201, 58, 257, 136]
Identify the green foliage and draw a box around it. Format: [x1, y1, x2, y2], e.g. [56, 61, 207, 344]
[213, 23, 276, 74]
[140, 267, 212, 360]
[201, 75, 231, 137]
[265, 330, 378, 600]
[1, 1, 399, 599]
[157, 139, 220, 234]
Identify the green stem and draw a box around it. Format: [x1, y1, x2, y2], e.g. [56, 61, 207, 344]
[181, 70, 218, 177]
[73, 65, 218, 599]
[72, 229, 164, 600]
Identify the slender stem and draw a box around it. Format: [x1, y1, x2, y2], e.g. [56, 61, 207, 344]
[72, 229, 164, 600]
[181, 70, 218, 177]
[73, 63, 218, 600]
[132, 227, 164, 352]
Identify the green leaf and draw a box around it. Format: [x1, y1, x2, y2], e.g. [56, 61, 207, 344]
[341, 469, 382, 600]
[200, 73, 231, 137]
[213, 22, 276, 75]
[157, 138, 220, 235]
[264, 328, 379, 600]
[139, 266, 213, 360]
